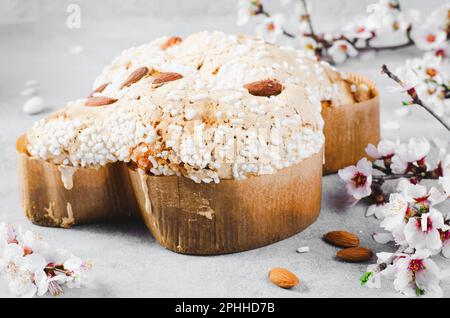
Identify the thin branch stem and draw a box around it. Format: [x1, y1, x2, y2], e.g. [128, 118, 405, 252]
[381, 64, 450, 132]
[371, 245, 408, 274]
[300, 0, 315, 38]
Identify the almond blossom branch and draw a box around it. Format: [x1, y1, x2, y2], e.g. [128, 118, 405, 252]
[358, 26, 415, 53]
[381, 64, 450, 132]
[371, 245, 407, 274]
[238, 0, 449, 65]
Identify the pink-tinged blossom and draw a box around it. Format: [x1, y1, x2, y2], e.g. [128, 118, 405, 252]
[373, 232, 393, 244]
[393, 250, 442, 297]
[380, 193, 409, 231]
[404, 208, 445, 253]
[365, 139, 399, 160]
[338, 158, 373, 200]
[391, 138, 430, 173]
[328, 40, 358, 64]
[343, 18, 374, 40]
[256, 14, 286, 43]
[439, 226, 450, 258]
[0, 223, 92, 297]
[366, 203, 386, 219]
[237, 0, 259, 26]
[412, 24, 447, 51]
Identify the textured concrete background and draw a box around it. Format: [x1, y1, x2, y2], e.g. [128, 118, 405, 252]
[0, 0, 449, 298]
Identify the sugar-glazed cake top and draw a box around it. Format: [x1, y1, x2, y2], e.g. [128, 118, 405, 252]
[27, 31, 359, 183]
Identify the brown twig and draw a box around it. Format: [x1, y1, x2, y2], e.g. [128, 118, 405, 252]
[381, 64, 450, 132]
[373, 245, 407, 273]
[300, 0, 315, 38]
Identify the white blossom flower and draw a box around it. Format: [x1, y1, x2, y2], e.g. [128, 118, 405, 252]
[0, 223, 18, 245]
[439, 176, 450, 195]
[387, 66, 419, 94]
[380, 192, 409, 231]
[404, 208, 445, 253]
[343, 17, 374, 40]
[365, 138, 399, 160]
[381, 183, 446, 248]
[17, 228, 48, 256]
[394, 250, 442, 297]
[237, 0, 259, 26]
[1, 245, 48, 298]
[391, 154, 409, 174]
[366, 203, 386, 219]
[373, 232, 393, 244]
[391, 138, 430, 173]
[339, 158, 373, 200]
[64, 256, 92, 288]
[404, 54, 445, 83]
[412, 24, 447, 51]
[328, 40, 358, 64]
[298, 36, 318, 57]
[366, 0, 398, 30]
[256, 14, 286, 43]
[0, 223, 92, 298]
[439, 226, 450, 258]
[426, 3, 450, 31]
[364, 252, 396, 289]
[396, 10, 421, 31]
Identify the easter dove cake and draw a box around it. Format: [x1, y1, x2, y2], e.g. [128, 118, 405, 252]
[17, 31, 379, 254]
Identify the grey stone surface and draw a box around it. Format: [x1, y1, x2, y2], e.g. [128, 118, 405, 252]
[0, 0, 448, 298]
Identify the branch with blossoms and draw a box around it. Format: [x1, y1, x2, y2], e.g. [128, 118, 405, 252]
[338, 54, 450, 296]
[339, 138, 450, 297]
[335, 32, 450, 296]
[237, 0, 450, 64]
[0, 223, 92, 297]
[382, 64, 450, 131]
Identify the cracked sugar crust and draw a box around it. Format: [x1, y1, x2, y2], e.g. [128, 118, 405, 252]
[27, 31, 359, 183]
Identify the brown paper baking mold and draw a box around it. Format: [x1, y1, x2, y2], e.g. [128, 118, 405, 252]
[16, 135, 139, 227]
[128, 149, 323, 254]
[322, 73, 380, 174]
[17, 133, 322, 254]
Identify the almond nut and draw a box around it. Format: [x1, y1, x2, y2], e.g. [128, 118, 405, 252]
[120, 66, 149, 89]
[323, 230, 360, 248]
[85, 96, 118, 107]
[152, 72, 183, 87]
[244, 79, 283, 97]
[268, 268, 299, 289]
[161, 36, 182, 50]
[87, 82, 110, 98]
[336, 247, 373, 262]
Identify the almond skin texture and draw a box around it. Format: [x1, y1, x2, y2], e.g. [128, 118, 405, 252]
[323, 230, 360, 248]
[120, 67, 149, 89]
[244, 79, 283, 97]
[87, 82, 110, 98]
[85, 96, 118, 107]
[336, 247, 373, 262]
[268, 268, 299, 289]
[152, 72, 183, 87]
[161, 36, 182, 50]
